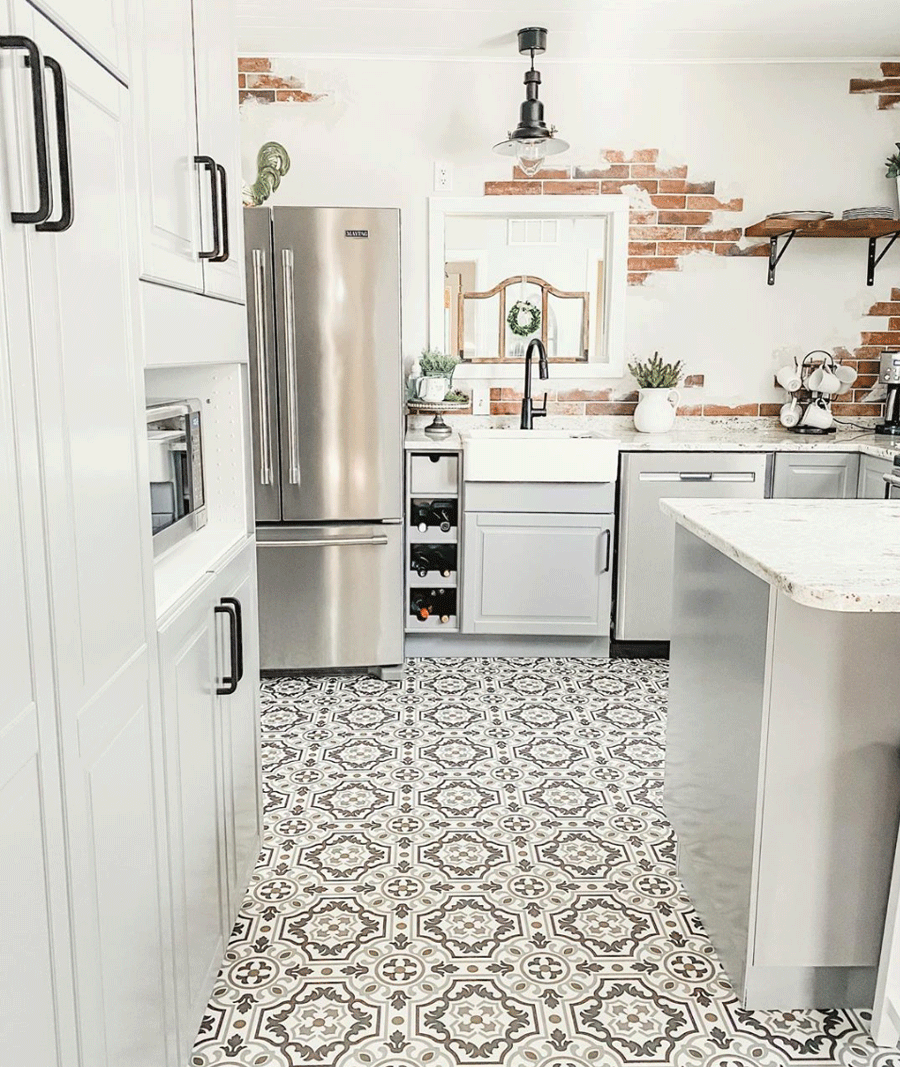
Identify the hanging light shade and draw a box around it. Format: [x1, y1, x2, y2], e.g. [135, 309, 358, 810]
[493, 27, 569, 177]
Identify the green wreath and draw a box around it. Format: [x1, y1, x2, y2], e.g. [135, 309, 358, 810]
[507, 300, 541, 337]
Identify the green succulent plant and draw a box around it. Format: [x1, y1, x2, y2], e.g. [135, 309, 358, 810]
[419, 348, 460, 382]
[886, 143, 900, 179]
[628, 352, 684, 389]
[245, 142, 291, 206]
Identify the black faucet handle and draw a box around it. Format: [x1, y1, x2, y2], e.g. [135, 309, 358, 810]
[534, 392, 548, 418]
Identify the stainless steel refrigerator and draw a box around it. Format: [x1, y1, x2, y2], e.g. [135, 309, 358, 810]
[244, 206, 403, 673]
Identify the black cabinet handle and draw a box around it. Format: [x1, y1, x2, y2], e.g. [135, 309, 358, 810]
[35, 56, 73, 232]
[0, 35, 52, 224]
[194, 155, 220, 259]
[220, 596, 243, 683]
[599, 528, 612, 574]
[214, 602, 238, 695]
[212, 163, 229, 262]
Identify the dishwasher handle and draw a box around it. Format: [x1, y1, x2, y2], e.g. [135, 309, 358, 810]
[258, 535, 389, 549]
[639, 470, 758, 483]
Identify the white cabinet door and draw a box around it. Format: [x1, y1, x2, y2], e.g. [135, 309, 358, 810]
[213, 543, 262, 920]
[771, 452, 859, 498]
[129, 0, 204, 291]
[28, 0, 129, 80]
[858, 454, 892, 499]
[159, 575, 229, 1065]
[193, 0, 244, 302]
[13, 10, 171, 1066]
[462, 512, 614, 636]
[0, 60, 75, 1057]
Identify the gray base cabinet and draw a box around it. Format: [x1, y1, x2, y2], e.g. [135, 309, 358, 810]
[858, 454, 893, 499]
[462, 508, 613, 636]
[771, 451, 859, 498]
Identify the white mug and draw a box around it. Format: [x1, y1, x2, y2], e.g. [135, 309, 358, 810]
[807, 366, 841, 394]
[415, 376, 447, 403]
[799, 399, 834, 430]
[775, 364, 802, 392]
[779, 397, 801, 428]
[834, 364, 858, 386]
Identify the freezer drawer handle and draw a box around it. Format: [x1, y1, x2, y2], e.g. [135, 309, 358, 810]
[0, 35, 52, 225]
[258, 535, 389, 548]
[214, 600, 239, 695]
[282, 247, 301, 484]
[252, 249, 273, 485]
[35, 56, 73, 233]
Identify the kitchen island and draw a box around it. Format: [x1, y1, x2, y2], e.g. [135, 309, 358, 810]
[662, 499, 900, 1009]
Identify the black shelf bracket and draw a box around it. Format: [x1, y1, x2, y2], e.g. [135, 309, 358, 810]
[867, 232, 900, 286]
[767, 229, 797, 285]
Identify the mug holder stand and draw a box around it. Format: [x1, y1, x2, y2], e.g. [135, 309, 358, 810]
[792, 425, 837, 435]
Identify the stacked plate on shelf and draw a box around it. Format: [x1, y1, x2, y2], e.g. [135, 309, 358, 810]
[841, 206, 897, 220]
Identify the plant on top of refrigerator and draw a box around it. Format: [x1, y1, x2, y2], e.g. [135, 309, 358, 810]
[419, 348, 460, 382]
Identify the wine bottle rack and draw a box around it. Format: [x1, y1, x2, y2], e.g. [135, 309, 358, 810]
[406, 452, 461, 634]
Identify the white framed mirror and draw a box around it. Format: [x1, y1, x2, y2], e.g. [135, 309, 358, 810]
[428, 195, 629, 379]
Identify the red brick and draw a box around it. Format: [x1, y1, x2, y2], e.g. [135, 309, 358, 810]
[585, 402, 638, 415]
[239, 90, 274, 104]
[629, 225, 685, 241]
[657, 211, 713, 226]
[892, 289, 900, 301]
[759, 404, 783, 417]
[276, 89, 323, 102]
[686, 195, 743, 211]
[684, 374, 705, 387]
[245, 72, 291, 89]
[831, 403, 883, 416]
[686, 227, 743, 241]
[543, 180, 600, 195]
[628, 273, 650, 286]
[601, 179, 658, 194]
[238, 73, 246, 88]
[627, 256, 680, 271]
[657, 241, 715, 255]
[702, 404, 760, 416]
[556, 389, 612, 402]
[868, 302, 900, 316]
[574, 165, 630, 179]
[628, 210, 657, 225]
[545, 403, 587, 415]
[849, 77, 900, 93]
[733, 243, 770, 257]
[484, 181, 541, 195]
[650, 194, 686, 209]
[513, 165, 571, 180]
[861, 331, 900, 345]
[602, 149, 627, 163]
[489, 388, 502, 400]
[889, 318, 900, 331]
[489, 402, 521, 415]
[238, 57, 272, 72]
[855, 374, 879, 389]
[882, 63, 900, 77]
[878, 96, 900, 109]
[677, 404, 704, 416]
[629, 149, 659, 162]
[628, 242, 657, 257]
[856, 360, 880, 375]
[685, 180, 716, 194]
[632, 163, 687, 179]
[659, 179, 688, 193]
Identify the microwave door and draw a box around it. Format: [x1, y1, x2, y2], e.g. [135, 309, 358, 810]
[273, 207, 402, 523]
[244, 208, 281, 522]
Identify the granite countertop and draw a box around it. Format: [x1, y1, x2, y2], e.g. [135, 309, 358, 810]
[405, 416, 900, 460]
[660, 498, 900, 612]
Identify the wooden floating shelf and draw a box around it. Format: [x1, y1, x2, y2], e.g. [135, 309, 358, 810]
[744, 217, 900, 286]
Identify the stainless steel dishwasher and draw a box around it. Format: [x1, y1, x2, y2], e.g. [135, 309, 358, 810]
[615, 452, 771, 642]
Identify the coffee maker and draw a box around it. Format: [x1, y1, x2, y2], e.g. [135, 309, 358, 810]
[876, 349, 900, 435]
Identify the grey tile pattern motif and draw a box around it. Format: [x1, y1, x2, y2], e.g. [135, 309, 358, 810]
[191, 658, 900, 1067]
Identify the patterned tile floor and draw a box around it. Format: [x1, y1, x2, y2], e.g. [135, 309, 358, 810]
[191, 657, 900, 1067]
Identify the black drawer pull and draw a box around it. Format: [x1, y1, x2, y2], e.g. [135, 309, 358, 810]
[214, 601, 238, 695]
[0, 35, 52, 224]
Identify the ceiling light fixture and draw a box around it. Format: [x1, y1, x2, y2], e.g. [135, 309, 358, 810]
[493, 26, 569, 177]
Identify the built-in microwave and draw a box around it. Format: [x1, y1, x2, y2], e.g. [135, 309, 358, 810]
[147, 399, 207, 556]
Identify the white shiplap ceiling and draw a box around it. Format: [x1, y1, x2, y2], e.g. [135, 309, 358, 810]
[235, 0, 899, 62]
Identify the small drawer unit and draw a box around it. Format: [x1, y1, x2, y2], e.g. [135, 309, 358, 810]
[407, 451, 462, 633]
[410, 453, 459, 495]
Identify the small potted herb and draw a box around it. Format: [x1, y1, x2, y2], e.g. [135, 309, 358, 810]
[412, 348, 460, 403]
[886, 143, 900, 214]
[628, 352, 684, 433]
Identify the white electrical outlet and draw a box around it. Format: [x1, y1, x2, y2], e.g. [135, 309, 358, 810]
[433, 161, 452, 192]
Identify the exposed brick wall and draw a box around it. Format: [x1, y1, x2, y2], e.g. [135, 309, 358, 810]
[484, 151, 761, 286]
[238, 57, 325, 105]
[849, 63, 900, 110]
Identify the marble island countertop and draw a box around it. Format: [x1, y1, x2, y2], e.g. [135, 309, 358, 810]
[405, 415, 900, 460]
[660, 498, 900, 612]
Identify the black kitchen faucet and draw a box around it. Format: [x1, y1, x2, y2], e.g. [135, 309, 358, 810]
[520, 337, 549, 429]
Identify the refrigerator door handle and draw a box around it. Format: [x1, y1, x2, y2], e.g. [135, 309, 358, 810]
[281, 247, 301, 485]
[258, 535, 390, 548]
[252, 248, 273, 485]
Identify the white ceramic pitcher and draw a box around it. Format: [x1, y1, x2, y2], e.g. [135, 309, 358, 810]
[633, 387, 680, 434]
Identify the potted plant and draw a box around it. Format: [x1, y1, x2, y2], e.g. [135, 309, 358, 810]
[628, 352, 684, 433]
[413, 348, 460, 403]
[886, 143, 900, 214]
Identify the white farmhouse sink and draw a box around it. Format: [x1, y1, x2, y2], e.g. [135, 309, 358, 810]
[461, 429, 620, 483]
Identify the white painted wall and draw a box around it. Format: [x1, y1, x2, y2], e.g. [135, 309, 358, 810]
[239, 57, 900, 405]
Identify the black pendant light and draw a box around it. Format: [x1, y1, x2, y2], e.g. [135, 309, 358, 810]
[493, 27, 569, 176]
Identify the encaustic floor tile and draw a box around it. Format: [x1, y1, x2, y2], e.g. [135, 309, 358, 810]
[190, 657, 899, 1067]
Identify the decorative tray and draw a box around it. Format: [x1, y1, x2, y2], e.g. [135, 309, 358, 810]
[406, 398, 469, 439]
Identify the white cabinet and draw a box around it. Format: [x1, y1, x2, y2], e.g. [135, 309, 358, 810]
[29, 0, 129, 80]
[771, 452, 859, 498]
[159, 540, 260, 1064]
[858, 454, 893, 499]
[130, 0, 244, 301]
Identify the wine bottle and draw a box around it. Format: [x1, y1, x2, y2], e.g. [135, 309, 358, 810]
[411, 547, 433, 578]
[410, 593, 434, 621]
[411, 501, 430, 533]
[431, 499, 457, 532]
[437, 544, 453, 577]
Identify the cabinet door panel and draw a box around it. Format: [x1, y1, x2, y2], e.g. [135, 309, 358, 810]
[858, 455, 892, 499]
[193, 0, 244, 301]
[159, 583, 228, 1064]
[28, 0, 128, 80]
[129, 0, 203, 291]
[772, 452, 859, 499]
[462, 512, 613, 636]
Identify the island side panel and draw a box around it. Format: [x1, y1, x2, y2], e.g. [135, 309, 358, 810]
[666, 524, 773, 1001]
[750, 591, 900, 1006]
